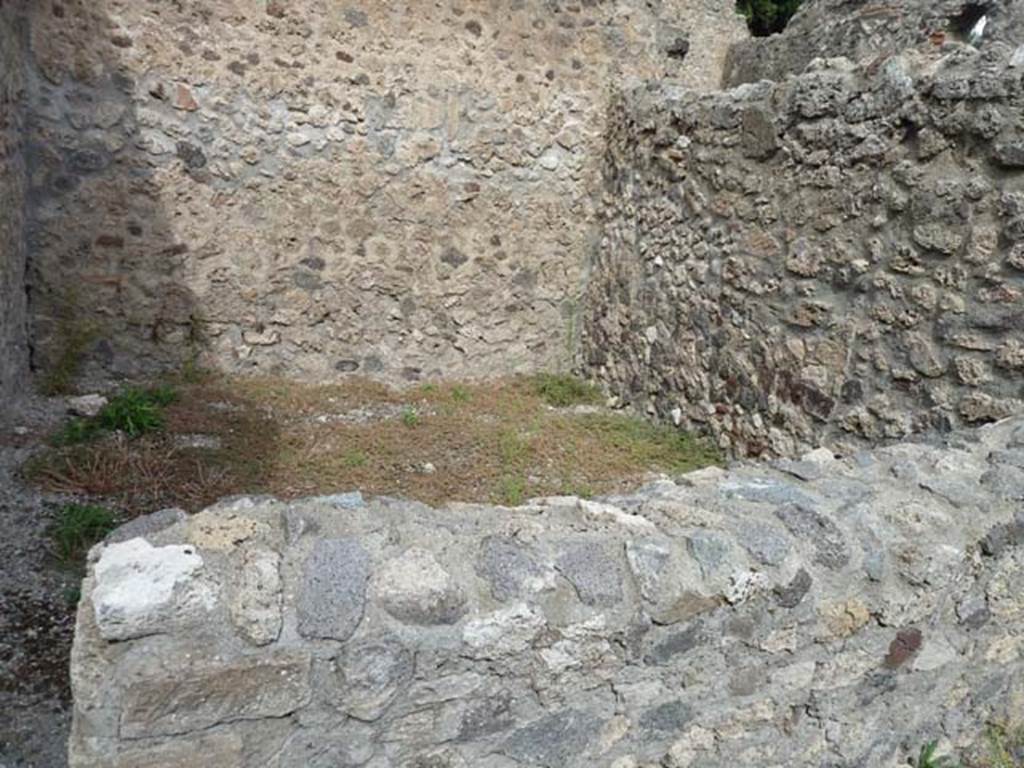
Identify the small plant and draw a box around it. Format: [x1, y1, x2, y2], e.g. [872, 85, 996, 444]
[51, 504, 117, 566]
[52, 417, 103, 447]
[50, 386, 177, 446]
[98, 386, 177, 437]
[498, 475, 527, 506]
[342, 449, 368, 469]
[914, 741, 960, 768]
[532, 373, 601, 408]
[451, 385, 471, 403]
[63, 584, 82, 607]
[419, 383, 439, 395]
[498, 428, 532, 467]
[580, 413, 723, 473]
[401, 406, 420, 427]
[736, 0, 803, 36]
[179, 355, 212, 384]
[983, 723, 1024, 768]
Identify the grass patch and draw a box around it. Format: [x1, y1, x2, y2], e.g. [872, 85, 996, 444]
[498, 475, 528, 506]
[52, 386, 178, 447]
[99, 386, 177, 437]
[401, 406, 420, 427]
[575, 413, 723, 474]
[531, 373, 602, 408]
[978, 724, 1024, 768]
[913, 725, 1024, 768]
[342, 449, 368, 469]
[26, 374, 721, 515]
[52, 417, 103, 447]
[50, 504, 117, 567]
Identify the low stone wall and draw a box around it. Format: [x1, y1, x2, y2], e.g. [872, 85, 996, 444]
[0, 1, 28, 397]
[725, 0, 1024, 87]
[19, 0, 745, 383]
[70, 417, 1024, 767]
[584, 44, 1024, 457]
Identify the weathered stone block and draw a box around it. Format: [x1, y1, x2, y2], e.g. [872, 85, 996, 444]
[91, 538, 215, 641]
[119, 651, 311, 738]
[377, 547, 465, 625]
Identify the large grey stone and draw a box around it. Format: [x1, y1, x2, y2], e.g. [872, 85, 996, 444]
[475, 536, 547, 601]
[736, 522, 792, 566]
[556, 541, 625, 607]
[105, 508, 188, 545]
[297, 539, 371, 641]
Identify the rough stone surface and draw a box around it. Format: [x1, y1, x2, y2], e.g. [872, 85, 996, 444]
[70, 417, 1024, 767]
[725, 0, 1024, 87]
[8, 0, 745, 385]
[0, 3, 28, 397]
[585, 45, 1024, 456]
[296, 538, 370, 641]
[90, 538, 215, 641]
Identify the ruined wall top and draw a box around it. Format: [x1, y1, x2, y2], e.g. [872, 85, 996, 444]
[69, 417, 1024, 766]
[726, 0, 1024, 87]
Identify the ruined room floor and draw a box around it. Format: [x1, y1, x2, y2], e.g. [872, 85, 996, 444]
[0, 373, 720, 767]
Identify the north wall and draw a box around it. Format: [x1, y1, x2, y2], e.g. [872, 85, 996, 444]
[18, 0, 745, 384]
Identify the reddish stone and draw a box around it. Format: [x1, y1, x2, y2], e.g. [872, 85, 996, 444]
[884, 627, 923, 669]
[173, 83, 199, 112]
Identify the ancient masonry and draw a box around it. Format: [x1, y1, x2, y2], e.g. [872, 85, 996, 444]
[0, 0, 1021, 764]
[585, 42, 1024, 456]
[71, 417, 1024, 766]
[3, 0, 744, 386]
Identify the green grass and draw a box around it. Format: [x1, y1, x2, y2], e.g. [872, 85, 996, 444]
[577, 413, 723, 474]
[50, 504, 117, 566]
[913, 726, 1024, 768]
[53, 386, 179, 445]
[29, 374, 722, 516]
[99, 387, 176, 437]
[914, 742, 959, 768]
[342, 449, 368, 469]
[531, 373, 602, 408]
[981, 724, 1024, 768]
[498, 475, 527, 506]
[52, 417, 103, 447]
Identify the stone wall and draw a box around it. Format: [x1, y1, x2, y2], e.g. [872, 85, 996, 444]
[20, 0, 745, 384]
[0, 0, 28, 397]
[584, 44, 1024, 457]
[69, 417, 1024, 767]
[725, 0, 1024, 87]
